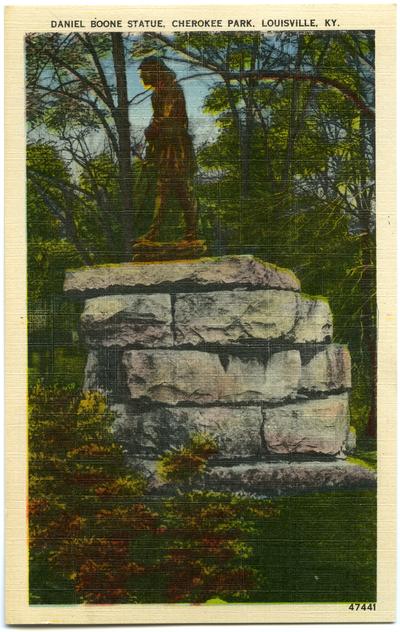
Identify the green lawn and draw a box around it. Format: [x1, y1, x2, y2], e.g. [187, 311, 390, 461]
[245, 489, 376, 603]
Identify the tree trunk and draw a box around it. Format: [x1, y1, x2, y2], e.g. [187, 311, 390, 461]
[283, 35, 303, 196]
[238, 43, 256, 198]
[111, 33, 134, 259]
[359, 111, 377, 439]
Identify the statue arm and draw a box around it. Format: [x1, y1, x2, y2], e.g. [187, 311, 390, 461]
[145, 86, 189, 142]
[144, 92, 163, 141]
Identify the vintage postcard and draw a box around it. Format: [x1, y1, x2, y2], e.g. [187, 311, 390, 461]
[5, 4, 396, 624]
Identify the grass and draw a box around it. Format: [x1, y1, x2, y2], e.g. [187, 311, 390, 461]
[246, 490, 376, 603]
[352, 446, 377, 471]
[131, 489, 377, 604]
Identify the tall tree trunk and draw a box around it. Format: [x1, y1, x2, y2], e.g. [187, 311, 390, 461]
[111, 33, 134, 259]
[283, 35, 303, 197]
[241, 108, 252, 198]
[359, 232, 376, 439]
[241, 73, 257, 198]
[238, 43, 256, 198]
[359, 112, 377, 439]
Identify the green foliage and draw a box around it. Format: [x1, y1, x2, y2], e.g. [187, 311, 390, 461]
[27, 143, 83, 302]
[29, 384, 158, 604]
[29, 393, 279, 606]
[155, 433, 278, 603]
[159, 490, 277, 603]
[195, 33, 375, 436]
[157, 434, 219, 487]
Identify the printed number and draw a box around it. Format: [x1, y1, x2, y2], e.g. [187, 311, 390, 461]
[348, 603, 376, 611]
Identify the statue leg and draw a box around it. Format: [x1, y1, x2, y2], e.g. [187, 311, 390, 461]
[139, 178, 168, 242]
[176, 180, 198, 241]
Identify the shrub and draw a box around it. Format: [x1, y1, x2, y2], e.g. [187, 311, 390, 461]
[157, 433, 219, 490]
[29, 384, 159, 604]
[156, 433, 278, 602]
[30, 388, 279, 605]
[160, 490, 277, 603]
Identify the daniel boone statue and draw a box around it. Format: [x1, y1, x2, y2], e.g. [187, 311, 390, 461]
[134, 57, 206, 258]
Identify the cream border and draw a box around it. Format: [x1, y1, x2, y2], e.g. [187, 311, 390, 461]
[5, 4, 397, 624]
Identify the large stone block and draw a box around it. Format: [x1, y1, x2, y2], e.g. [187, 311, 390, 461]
[124, 459, 376, 496]
[174, 290, 332, 346]
[293, 296, 333, 343]
[112, 404, 264, 458]
[81, 294, 173, 347]
[203, 460, 376, 495]
[122, 349, 301, 405]
[262, 393, 350, 456]
[300, 344, 351, 393]
[64, 255, 300, 298]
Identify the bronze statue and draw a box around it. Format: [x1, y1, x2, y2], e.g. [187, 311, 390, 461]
[133, 57, 206, 261]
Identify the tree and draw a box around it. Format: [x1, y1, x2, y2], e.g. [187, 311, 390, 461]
[26, 33, 140, 258]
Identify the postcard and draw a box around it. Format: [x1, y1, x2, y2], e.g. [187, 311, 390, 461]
[5, 4, 396, 624]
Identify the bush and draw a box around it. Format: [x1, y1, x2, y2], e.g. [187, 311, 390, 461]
[156, 433, 278, 602]
[29, 384, 159, 604]
[30, 388, 279, 604]
[157, 433, 219, 490]
[159, 490, 277, 603]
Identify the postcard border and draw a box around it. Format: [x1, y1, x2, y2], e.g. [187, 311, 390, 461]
[5, 4, 397, 624]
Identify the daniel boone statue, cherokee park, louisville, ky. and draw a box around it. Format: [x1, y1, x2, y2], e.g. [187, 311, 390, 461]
[132, 56, 207, 261]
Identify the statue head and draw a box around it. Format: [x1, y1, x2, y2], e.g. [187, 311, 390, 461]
[139, 56, 176, 88]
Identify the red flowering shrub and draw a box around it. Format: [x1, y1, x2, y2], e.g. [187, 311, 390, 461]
[160, 490, 277, 603]
[156, 434, 279, 603]
[30, 386, 279, 605]
[29, 384, 158, 604]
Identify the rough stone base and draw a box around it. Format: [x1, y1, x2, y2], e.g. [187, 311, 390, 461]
[112, 393, 352, 459]
[128, 458, 376, 497]
[66, 255, 362, 497]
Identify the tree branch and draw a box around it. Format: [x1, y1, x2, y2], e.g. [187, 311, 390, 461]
[149, 33, 374, 118]
[34, 84, 119, 156]
[45, 42, 113, 109]
[226, 69, 374, 119]
[78, 34, 116, 110]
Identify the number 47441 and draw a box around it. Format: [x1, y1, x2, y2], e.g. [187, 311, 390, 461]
[349, 603, 376, 611]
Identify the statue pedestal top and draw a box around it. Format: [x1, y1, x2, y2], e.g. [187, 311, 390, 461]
[63, 254, 301, 299]
[132, 238, 207, 262]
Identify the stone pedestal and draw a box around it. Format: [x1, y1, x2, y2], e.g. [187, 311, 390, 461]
[64, 255, 376, 495]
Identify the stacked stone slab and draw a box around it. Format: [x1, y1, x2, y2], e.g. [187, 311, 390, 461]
[64, 255, 375, 494]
